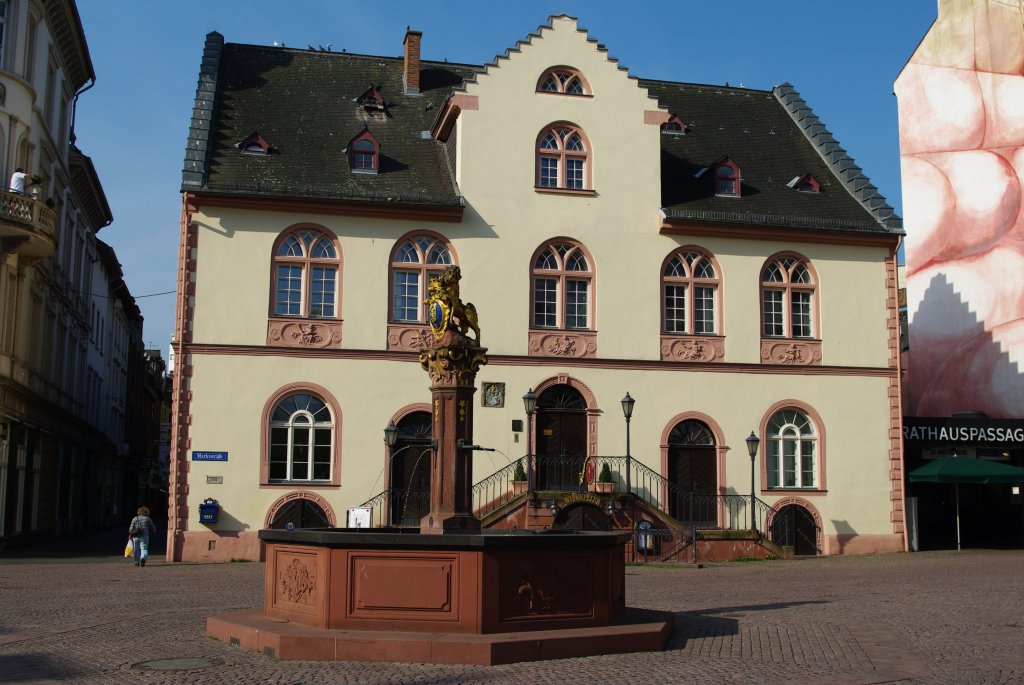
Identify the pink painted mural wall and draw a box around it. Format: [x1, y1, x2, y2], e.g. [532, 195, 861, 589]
[896, 0, 1024, 419]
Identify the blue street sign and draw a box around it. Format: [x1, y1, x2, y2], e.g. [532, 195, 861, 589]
[192, 451, 228, 461]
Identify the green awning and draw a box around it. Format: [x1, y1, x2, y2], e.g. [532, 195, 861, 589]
[908, 456, 1024, 484]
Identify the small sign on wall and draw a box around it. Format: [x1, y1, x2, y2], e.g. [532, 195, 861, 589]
[192, 451, 228, 461]
[206, 475, 223, 484]
[347, 507, 372, 529]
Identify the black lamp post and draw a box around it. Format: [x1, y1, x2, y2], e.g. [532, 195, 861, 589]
[745, 431, 760, 532]
[523, 389, 538, 493]
[621, 392, 635, 494]
[384, 422, 399, 527]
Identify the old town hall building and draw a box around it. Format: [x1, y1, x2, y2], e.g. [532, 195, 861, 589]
[171, 16, 904, 562]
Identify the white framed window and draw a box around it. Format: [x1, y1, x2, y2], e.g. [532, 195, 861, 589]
[662, 249, 719, 335]
[765, 408, 818, 489]
[531, 241, 592, 330]
[268, 393, 334, 482]
[272, 228, 340, 318]
[389, 233, 453, 323]
[761, 255, 816, 339]
[536, 124, 590, 190]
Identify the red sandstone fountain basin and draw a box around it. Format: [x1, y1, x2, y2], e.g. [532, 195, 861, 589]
[207, 528, 673, 664]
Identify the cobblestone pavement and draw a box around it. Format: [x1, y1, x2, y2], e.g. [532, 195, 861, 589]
[1, 541, 1022, 684]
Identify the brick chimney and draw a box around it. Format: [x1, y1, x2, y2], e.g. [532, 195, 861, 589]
[403, 28, 422, 95]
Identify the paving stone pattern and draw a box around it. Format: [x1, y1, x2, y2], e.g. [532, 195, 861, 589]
[1, 543, 1022, 684]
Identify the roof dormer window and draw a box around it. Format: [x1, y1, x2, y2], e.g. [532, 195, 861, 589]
[355, 85, 385, 110]
[348, 129, 380, 174]
[661, 114, 686, 134]
[237, 131, 272, 155]
[788, 173, 821, 193]
[537, 67, 590, 96]
[714, 157, 741, 197]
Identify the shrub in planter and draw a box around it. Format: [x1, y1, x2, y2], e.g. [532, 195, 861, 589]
[513, 460, 527, 482]
[598, 462, 613, 483]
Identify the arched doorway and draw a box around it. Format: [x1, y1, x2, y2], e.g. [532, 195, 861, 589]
[267, 497, 331, 529]
[552, 503, 611, 531]
[770, 503, 819, 555]
[535, 385, 588, 490]
[667, 419, 717, 523]
[389, 411, 433, 526]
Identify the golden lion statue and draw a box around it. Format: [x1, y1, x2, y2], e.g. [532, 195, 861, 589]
[426, 266, 480, 343]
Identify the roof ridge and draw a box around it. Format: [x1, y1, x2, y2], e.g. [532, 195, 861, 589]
[181, 31, 224, 191]
[773, 82, 903, 233]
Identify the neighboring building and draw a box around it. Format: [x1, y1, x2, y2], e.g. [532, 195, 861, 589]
[0, 0, 157, 548]
[896, 0, 1024, 549]
[172, 16, 905, 562]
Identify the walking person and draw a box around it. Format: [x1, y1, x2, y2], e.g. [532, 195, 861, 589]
[128, 506, 157, 567]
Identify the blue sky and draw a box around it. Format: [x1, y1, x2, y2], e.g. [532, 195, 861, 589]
[73, 1, 936, 351]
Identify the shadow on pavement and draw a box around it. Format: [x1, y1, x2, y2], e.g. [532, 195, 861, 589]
[0, 652, 88, 682]
[0, 519, 167, 561]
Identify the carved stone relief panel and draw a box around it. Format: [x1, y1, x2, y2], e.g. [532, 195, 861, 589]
[760, 339, 823, 366]
[528, 331, 597, 359]
[660, 335, 725, 362]
[267, 318, 342, 349]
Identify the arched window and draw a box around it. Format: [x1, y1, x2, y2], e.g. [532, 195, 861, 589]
[765, 408, 818, 489]
[715, 158, 740, 196]
[761, 254, 816, 339]
[531, 240, 593, 330]
[661, 114, 686, 134]
[536, 67, 589, 95]
[268, 393, 335, 483]
[348, 129, 380, 173]
[390, 233, 454, 323]
[272, 227, 340, 318]
[536, 124, 590, 190]
[662, 249, 719, 335]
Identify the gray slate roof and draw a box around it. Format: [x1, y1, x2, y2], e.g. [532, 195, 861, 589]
[182, 32, 901, 234]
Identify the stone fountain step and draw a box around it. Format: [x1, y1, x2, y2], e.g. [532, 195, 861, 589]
[208, 606, 673, 665]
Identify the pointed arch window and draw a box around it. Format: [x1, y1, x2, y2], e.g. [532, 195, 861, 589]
[268, 393, 335, 483]
[532, 240, 593, 330]
[536, 67, 590, 96]
[272, 227, 340, 318]
[536, 124, 590, 191]
[662, 248, 720, 335]
[390, 233, 454, 323]
[761, 254, 816, 339]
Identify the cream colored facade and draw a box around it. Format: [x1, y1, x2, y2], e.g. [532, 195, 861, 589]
[173, 17, 904, 562]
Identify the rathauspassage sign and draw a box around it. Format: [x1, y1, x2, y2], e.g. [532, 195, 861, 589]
[903, 418, 1024, 446]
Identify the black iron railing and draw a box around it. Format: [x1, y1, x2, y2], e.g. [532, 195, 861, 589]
[360, 453, 819, 555]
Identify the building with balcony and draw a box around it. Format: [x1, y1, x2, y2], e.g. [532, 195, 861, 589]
[0, 0, 158, 549]
[172, 16, 905, 562]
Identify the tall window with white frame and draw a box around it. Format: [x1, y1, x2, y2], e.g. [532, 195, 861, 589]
[268, 393, 333, 482]
[0, 1, 7, 69]
[536, 125, 589, 190]
[765, 408, 817, 489]
[390, 234, 452, 323]
[761, 255, 815, 339]
[273, 228, 339, 319]
[532, 241, 592, 330]
[663, 249, 719, 335]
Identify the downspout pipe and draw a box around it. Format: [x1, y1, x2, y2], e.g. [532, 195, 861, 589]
[69, 77, 96, 144]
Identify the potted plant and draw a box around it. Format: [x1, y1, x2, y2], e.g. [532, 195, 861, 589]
[596, 462, 615, 493]
[512, 459, 528, 496]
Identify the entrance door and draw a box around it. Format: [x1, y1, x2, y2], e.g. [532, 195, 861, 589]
[389, 411, 433, 526]
[770, 504, 818, 555]
[535, 386, 587, 490]
[268, 498, 330, 529]
[552, 503, 611, 531]
[666, 420, 717, 522]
